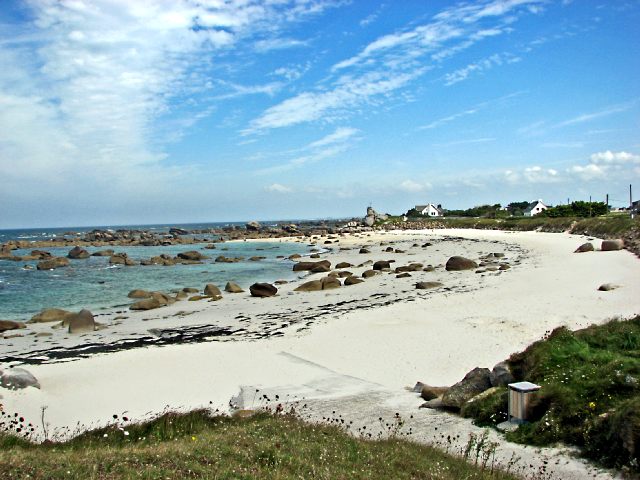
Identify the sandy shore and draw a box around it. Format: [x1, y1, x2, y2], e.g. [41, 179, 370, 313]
[2, 228, 639, 479]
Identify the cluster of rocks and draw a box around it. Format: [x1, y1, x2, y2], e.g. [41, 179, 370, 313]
[25, 307, 101, 334]
[574, 239, 624, 253]
[363, 206, 389, 227]
[18, 248, 219, 270]
[126, 280, 279, 311]
[416, 361, 515, 411]
[574, 239, 627, 291]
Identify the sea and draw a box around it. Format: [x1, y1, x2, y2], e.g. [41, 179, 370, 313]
[0, 223, 314, 321]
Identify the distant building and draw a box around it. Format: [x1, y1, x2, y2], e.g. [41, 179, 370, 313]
[523, 200, 548, 216]
[415, 204, 443, 217]
[632, 200, 640, 214]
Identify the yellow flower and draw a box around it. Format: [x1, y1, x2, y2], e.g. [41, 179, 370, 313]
[588, 402, 596, 410]
[191, 436, 197, 441]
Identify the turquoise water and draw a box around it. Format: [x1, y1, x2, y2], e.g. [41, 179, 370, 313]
[0, 241, 311, 321]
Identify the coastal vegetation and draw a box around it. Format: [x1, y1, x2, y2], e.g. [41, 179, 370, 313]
[461, 316, 640, 473]
[0, 410, 518, 479]
[383, 214, 640, 256]
[406, 201, 611, 219]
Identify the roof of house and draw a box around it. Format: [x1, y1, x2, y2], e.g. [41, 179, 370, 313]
[524, 200, 547, 212]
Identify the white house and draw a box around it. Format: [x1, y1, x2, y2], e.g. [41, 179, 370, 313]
[523, 200, 548, 216]
[415, 204, 443, 217]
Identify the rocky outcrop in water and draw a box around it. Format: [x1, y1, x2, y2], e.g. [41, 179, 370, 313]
[109, 253, 137, 266]
[68, 246, 90, 259]
[37, 257, 70, 270]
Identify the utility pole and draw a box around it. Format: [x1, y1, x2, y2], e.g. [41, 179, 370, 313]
[589, 195, 592, 217]
[631, 184, 634, 219]
[606, 193, 609, 213]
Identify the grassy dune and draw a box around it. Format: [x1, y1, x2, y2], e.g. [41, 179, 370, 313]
[462, 316, 640, 473]
[0, 410, 519, 479]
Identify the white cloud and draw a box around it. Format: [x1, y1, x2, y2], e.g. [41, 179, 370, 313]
[567, 164, 606, 181]
[212, 80, 284, 100]
[359, 12, 379, 27]
[245, 70, 423, 132]
[590, 150, 640, 164]
[419, 91, 523, 130]
[420, 108, 478, 130]
[254, 37, 307, 52]
[504, 165, 561, 184]
[399, 180, 429, 192]
[567, 150, 640, 181]
[265, 183, 293, 193]
[246, 0, 541, 133]
[308, 127, 360, 148]
[504, 151, 640, 186]
[444, 53, 521, 85]
[272, 63, 310, 81]
[0, 0, 341, 226]
[255, 126, 361, 174]
[552, 101, 637, 128]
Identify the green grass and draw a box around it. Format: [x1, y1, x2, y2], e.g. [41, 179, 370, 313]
[461, 316, 640, 472]
[0, 410, 519, 479]
[398, 214, 639, 238]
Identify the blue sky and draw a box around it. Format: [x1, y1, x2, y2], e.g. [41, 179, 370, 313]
[0, 0, 639, 228]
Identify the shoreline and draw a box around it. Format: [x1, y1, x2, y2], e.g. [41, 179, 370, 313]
[1, 228, 638, 479]
[1, 230, 526, 364]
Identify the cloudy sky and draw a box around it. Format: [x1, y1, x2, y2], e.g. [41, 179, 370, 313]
[0, 0, 639, 228]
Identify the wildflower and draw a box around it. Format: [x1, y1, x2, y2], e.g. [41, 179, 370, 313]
[588, 401, 596, 410]
[192, 436, 196, 441]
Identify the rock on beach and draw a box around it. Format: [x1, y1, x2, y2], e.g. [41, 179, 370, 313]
[441, 367, 492, 409]
[67, 309, 96, 334]
[445, 256, 478, 271]
[29, 308, 74, 323]
[249, 283, 277, 297]
[0, 367, 40, 390]
[224, 282, 244, 293]
[0, 320, 26, 333]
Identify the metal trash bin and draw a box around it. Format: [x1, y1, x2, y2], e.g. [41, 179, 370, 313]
[508, 381, 541, 424]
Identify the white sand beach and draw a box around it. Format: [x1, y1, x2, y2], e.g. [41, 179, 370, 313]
[2, 228, 639, 479]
